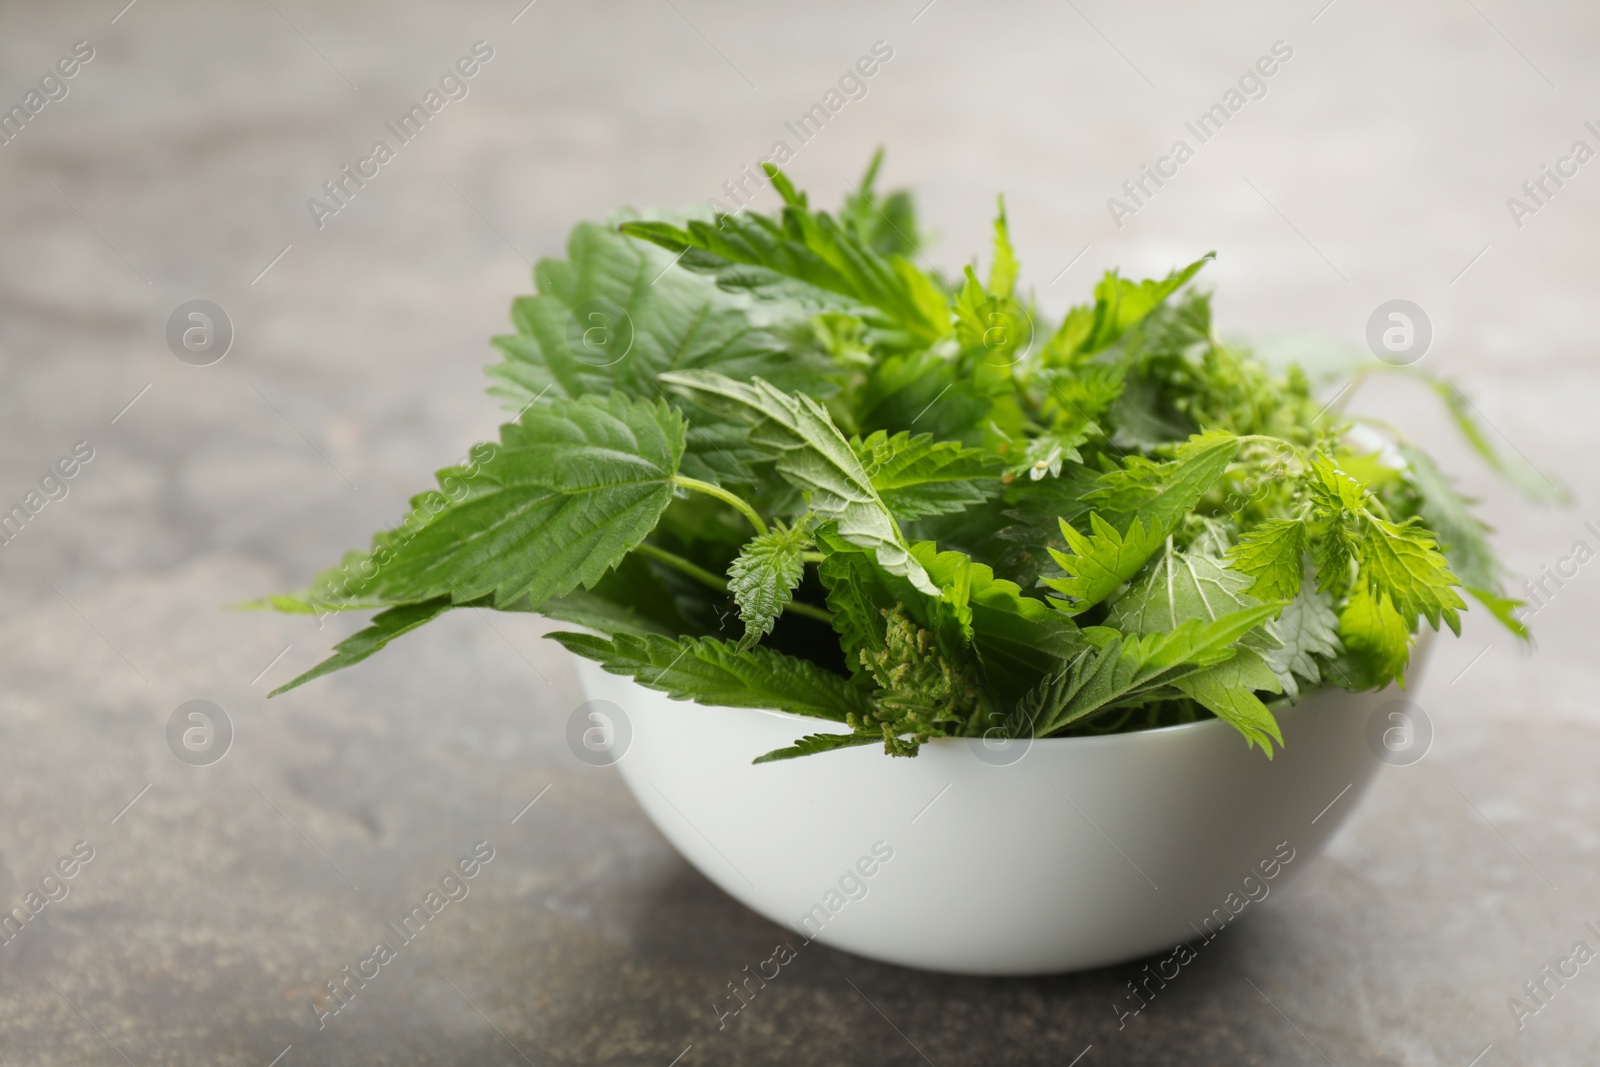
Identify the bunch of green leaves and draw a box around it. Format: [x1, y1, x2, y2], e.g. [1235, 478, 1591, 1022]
[257, 153, 1551, 763]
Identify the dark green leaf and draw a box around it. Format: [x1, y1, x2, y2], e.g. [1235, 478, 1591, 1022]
[271, 597, 471, 695]
[357, 392, 686, 608]
[752, 730, 881, 764]
[620, 171, 951, 344]
[549, 631, 871, 720]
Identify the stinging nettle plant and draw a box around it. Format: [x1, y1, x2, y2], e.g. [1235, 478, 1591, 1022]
[257, 152, 1552, 763]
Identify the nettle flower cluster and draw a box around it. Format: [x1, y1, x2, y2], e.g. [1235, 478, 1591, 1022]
[262, 153, 1544, 762]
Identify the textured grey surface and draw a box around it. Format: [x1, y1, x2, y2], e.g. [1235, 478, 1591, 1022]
[0, 0, 1597, 1064]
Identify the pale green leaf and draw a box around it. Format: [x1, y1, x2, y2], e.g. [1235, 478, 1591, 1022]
[1226, 518, 1306, 602]
[1465, 585, 1530, 641]
[1043, 512, 1166, 615]
[1105, 543, 1280, 650]
[1262, 584, 1342, 700]
[1171, 648, 1284, 754]
[1424, 374, 1568, 503]
[1395, 441, 1497, 592]
[1358, 515, 1465, 635]
[1336, 586, 1412, 689]
[988, 196, 1019, 299]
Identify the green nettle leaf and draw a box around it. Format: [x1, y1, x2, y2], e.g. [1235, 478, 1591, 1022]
[1311, 515, 1358, 594]
[854, 430, 1003, 521]
[1262, 585, 1342, 700]
[913, 542, 1084, 705]
[1357, 515, 1465, 635]
[484, 220, 833, 488]
[1043, 513, 1165, 616]
[1011, 604, 1284, 738]
[954, 255, 1031, 371]
[753, 730, 881, 764]
[550, 631, 873, 721]
[272, 596, 471, 695]
[1030, 363, 1126, 465]
[1100, 545, 1289, 748]
[840, 149, 924, 258]
[1308, 453, 1369, 514]
[987, 197, 1019, 299]
[358, 392, 686, 608]
[1083, 432, 1243, 535]
[620, 167, 951, 344]
[727, 524, 808, 650]
[1336, 586, 1412, 689]
[1304, 453, 1371, 592]
[1464, 586, 1531, 641]
[1421, 374, 1569, 503]
[660, 370, 938, 595]
[1105, 544, 1281, 645]
[487, 220, 832, 428]
[1170, 649, 1285, 754]
[1395, 442, 1497, 592]
[1042, 254, 1216, 365]
[1226, 518, 1307, 602]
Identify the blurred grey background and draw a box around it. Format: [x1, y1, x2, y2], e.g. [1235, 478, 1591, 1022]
[0, 1, 1596, 1064]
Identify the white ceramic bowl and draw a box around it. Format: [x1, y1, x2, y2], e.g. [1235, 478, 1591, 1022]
[574, 656, 1420, 975]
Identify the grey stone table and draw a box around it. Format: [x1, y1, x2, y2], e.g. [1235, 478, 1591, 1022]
[1, 0, 1597, 1063]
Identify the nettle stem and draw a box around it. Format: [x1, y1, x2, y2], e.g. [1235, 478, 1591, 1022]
[634, 542, 727, 592]
[782, 601, 835, 625]
[634, 543, 834, 625]
[1234, 433, 1306, 462]
[673, 475, 769, 536]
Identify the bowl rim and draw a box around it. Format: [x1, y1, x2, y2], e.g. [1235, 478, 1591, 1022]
[640, 684, 1329, 750]
[577, 632, 1432, 756]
